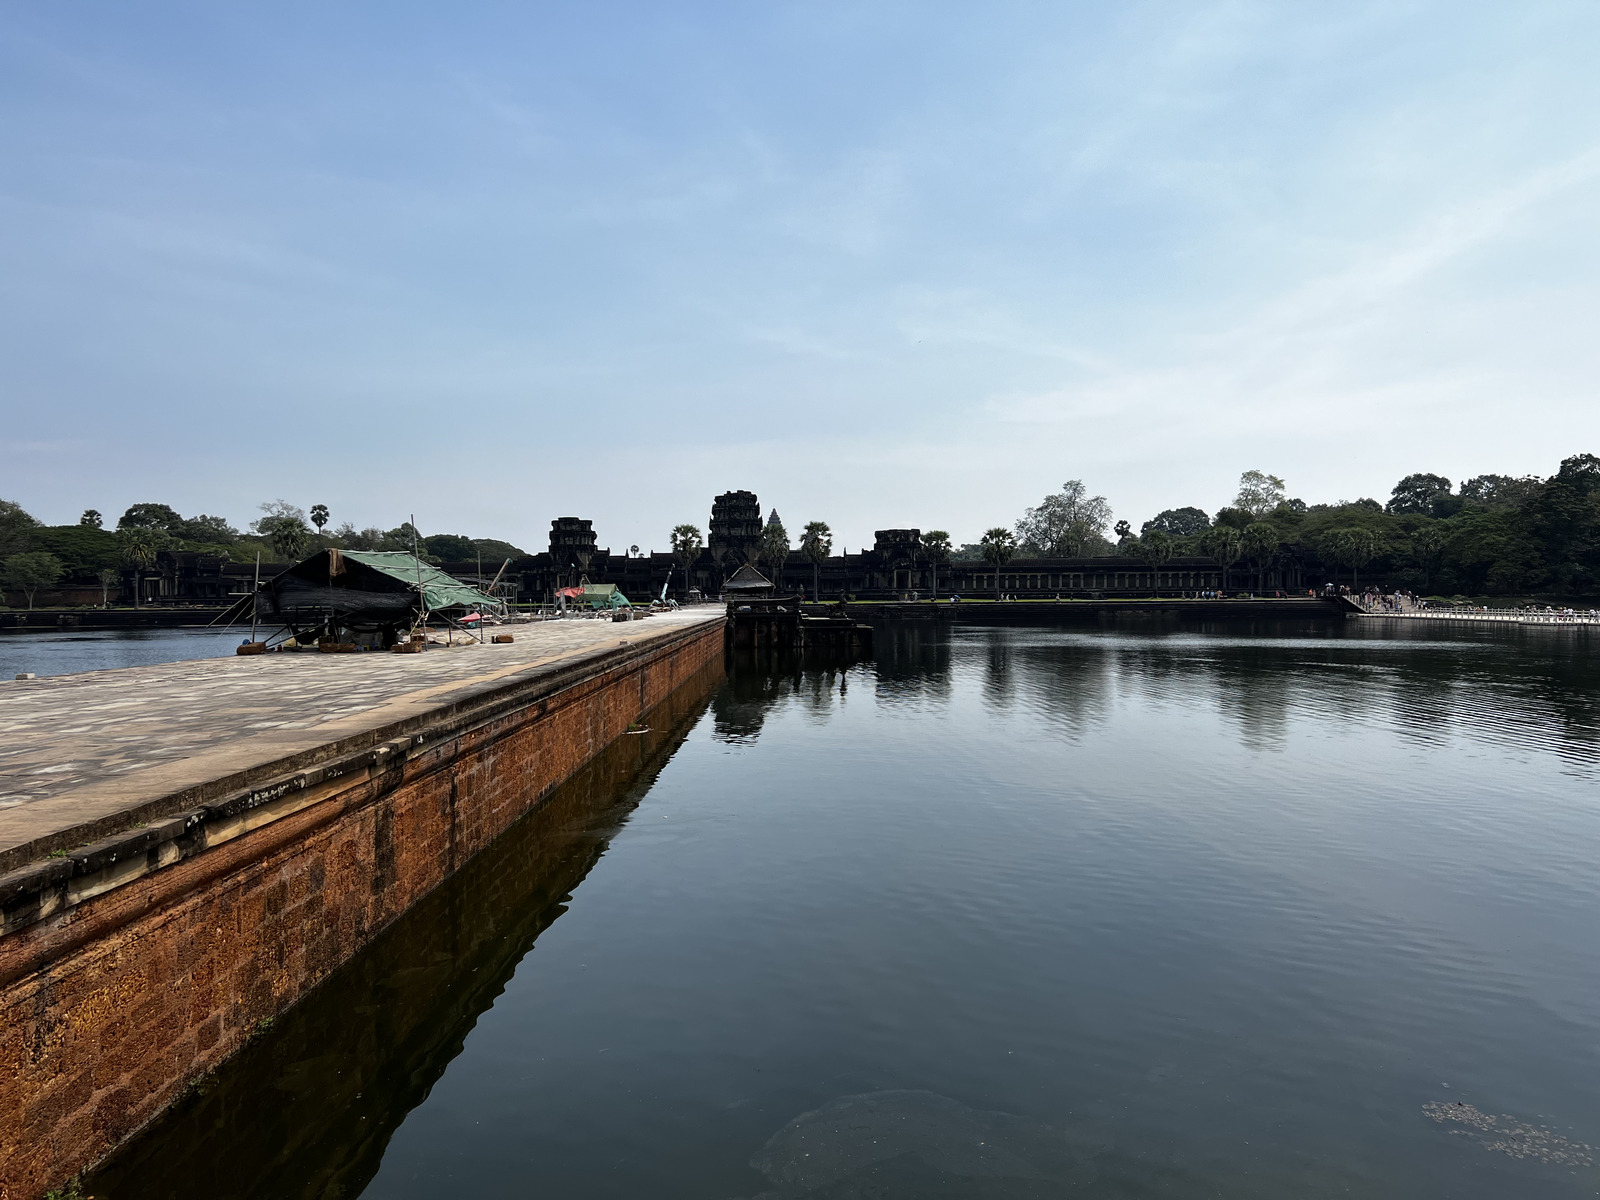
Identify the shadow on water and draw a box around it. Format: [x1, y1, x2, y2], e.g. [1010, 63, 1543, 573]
[84, 658, 724, 1200]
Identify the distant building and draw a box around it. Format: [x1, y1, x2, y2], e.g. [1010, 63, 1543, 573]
[709, 490, 763, 573]
[67, 490, 1320, 610]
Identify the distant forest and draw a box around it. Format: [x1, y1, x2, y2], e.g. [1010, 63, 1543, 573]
[3, 452, 1599, 603]
[957, 454, 1600, 598]
[0, 499, 526, 607]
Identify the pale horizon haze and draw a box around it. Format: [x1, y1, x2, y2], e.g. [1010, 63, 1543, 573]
[3, 3, 1599, 553]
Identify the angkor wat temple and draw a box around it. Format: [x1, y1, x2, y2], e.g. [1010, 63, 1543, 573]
[121, 489, 1315, 607]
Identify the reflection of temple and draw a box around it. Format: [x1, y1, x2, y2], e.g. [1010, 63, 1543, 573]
[113, 489, 1315, 607]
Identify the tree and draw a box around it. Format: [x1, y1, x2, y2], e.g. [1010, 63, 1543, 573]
[29, 525, 120, 574]
[922, 530, 951, 598]
[177, 514, 238, 544]
[1204, 526, 1243, 592]
[761, 510, 790, 584]
[1411, 526, 1446, 593]
[118, 503, 184, 534]
[1556, 453, 1600, 497]
[1142, 507, 1210, 537]
[1235, 471, 1287, 519]
[334, 523, 382, 550]
[97, 566, 120, 606]
[1386, 473, 1453, 515]
[670, 524, 704, 599]
[310, 504, 329, 533]
[0, 499, 38, 559]
[474, 538, 525, 560]
[379, 522, 423, 552]
[1131, 529, 1173, 594]
[118, 527, 165, 609]
[252, 500, 312, 561]
[1348, 528, 1378, 590]
[80, 509, 103, 529]
[424, 534, 477, 561]
[2, 552, 63, 609]
[1014, 480, 1112, 557]
[1326, 527, 1378, 590]
[1113, 520, 1133, 542]
[1460, 474, 1542, 511]
[798, 521, 832, 600]
[980, 527, 1016, 598]
[1241, 522, 1280, 592]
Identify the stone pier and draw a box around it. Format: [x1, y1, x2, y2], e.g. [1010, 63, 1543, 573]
[0, 609, 725, 1199]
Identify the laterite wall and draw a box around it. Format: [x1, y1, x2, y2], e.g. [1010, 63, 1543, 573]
[0, 621, 724, 1200]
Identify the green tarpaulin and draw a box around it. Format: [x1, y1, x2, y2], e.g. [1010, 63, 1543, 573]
[339, 551, 490, 611]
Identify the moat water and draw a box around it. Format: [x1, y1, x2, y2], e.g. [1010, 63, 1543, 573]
[90, 619, 1600, 1198]
[0, 627, 241, 678]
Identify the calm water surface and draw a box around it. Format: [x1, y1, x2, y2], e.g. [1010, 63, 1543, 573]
[0, 627, 241, 677]
[91, 620, 1600, 1198]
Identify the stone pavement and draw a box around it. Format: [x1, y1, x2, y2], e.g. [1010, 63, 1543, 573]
[0, 609, 722, 859]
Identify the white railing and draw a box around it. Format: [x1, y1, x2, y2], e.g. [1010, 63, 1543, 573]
[1354, 602, 1600, 626]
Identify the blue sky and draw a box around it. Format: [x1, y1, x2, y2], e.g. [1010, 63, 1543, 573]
[3, 2, 1598, 553]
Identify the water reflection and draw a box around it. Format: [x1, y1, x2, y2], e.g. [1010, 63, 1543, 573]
[721, 619, 1600, 770]
[940, 621, 1600, 770]
[85, 659, 723, 1200]
[82, 618, 1600, 1199]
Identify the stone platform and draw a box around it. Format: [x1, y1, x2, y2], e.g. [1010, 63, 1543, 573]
[0, 609, 722, 871]
[0, 607, 726, 1199]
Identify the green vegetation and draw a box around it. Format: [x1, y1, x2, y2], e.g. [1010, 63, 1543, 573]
[2, 551, 64, 608]
[670, 524, 704, 597]
[0, 496, 531, 607]
[922, 530, 951, 598]
[1113, 455, 1600, 598]
[799, 520, 832, 599]
[980, 527, 1016, 598]
[990, 454, 1600, 600]
[761, 510, 790, 578]
[1014, 480, 1114, 557]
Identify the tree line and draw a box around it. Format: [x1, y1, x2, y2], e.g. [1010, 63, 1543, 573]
[0, 499, 528, 609]
[970, 455, 1600, 598]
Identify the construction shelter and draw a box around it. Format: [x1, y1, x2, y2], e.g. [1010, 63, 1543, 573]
[556, 583, 633, 610]
[253, 549, 497, 646]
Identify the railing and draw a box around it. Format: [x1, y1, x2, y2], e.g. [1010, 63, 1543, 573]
[1350, 601, 1600, 626]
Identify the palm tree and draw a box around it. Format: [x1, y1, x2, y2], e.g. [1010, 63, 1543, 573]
[923, 530, 951, 599]
[761, 511, 790, 588]
[1205, 526, 1243, 593]
[670, 524, 703, 600]
[1241, 522, 1280, 593]
[1411, 526, 1445, 593]
[118, 528, 162, 609]
[310, 504, 329, 534]
[799, 521, 832, 601]
[1132, 529, 1173, 595]
[1324, 527, 1378, 590]
[980, 527, 1015, 598]
[1343, 528, 1378, 591]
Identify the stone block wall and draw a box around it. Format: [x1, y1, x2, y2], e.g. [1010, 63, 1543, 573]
[0, 620, 724, 1200]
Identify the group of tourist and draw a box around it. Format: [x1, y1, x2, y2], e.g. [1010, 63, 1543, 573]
[1363, 589, 1418, 613]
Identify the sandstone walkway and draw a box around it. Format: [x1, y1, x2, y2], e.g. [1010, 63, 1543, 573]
[0, 609, 722, 861]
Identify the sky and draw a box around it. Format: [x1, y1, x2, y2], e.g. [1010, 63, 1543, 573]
[2, 2, 1599, 554]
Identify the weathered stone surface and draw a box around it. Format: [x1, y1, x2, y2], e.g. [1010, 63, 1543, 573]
[0, 612, 724, 1200]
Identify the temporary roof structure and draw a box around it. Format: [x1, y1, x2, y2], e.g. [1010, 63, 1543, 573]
[578, 582, 631, 609]
[254, 548, 494, 634]
[722, 563, 776, 596]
